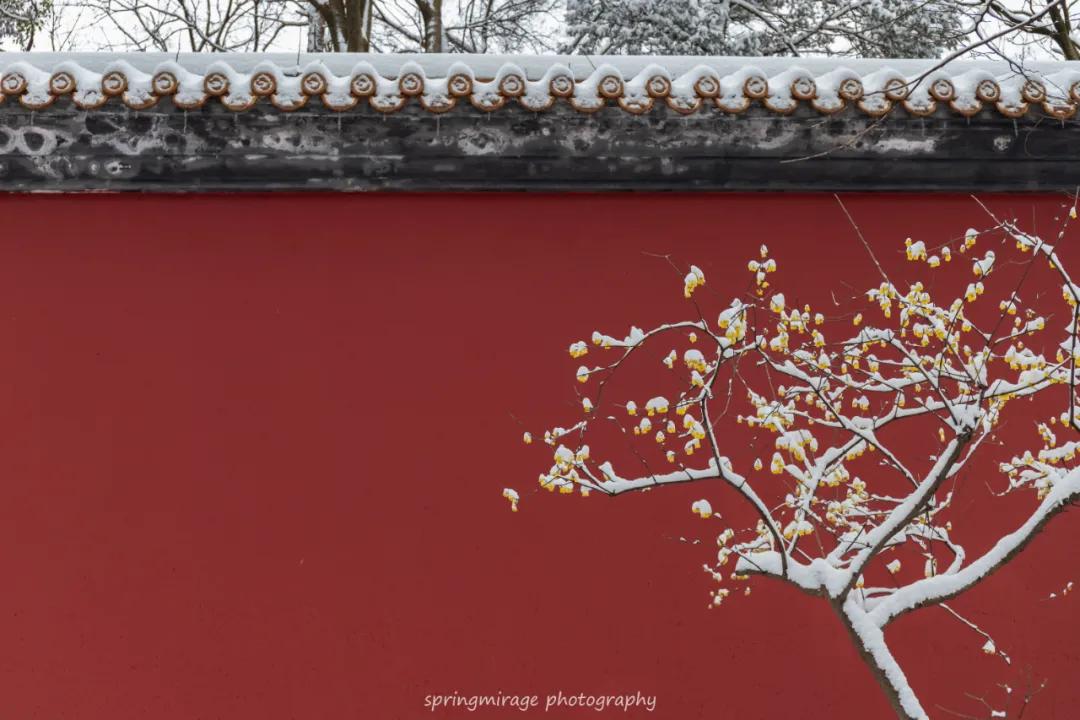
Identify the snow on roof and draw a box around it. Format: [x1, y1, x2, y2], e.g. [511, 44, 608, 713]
[1, 52, 1078, 119]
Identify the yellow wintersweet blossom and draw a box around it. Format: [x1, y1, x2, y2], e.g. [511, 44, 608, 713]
[502, 488, 520, 512]
[691, 499, 713, 519]
[684, 265, 706, 298]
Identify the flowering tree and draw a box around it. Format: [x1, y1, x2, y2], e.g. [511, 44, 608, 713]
[510, 201, 1080, 720]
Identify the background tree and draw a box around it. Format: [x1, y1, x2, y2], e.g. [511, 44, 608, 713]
[371, 0, 557, 53]
[563, 0, 966, 57]
[0, 0, 49, 49]
[46, 0, 556, 53]
[304, 0, 372, 51]
[514, 198, 1080, 719]
[73, 0, 304, 52]
[305, 0, 557, 52]
[16, 0, 1080, 59]
[955, 0, 1080, 62]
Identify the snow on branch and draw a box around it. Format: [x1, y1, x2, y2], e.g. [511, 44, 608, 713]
[512, 199, 1080, 719]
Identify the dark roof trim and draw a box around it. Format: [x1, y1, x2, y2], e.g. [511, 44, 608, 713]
[0, 54, 1078, 192]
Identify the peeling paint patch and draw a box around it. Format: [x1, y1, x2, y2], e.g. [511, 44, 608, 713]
[873, 136, 941, 153]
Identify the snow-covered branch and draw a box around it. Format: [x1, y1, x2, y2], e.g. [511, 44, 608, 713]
[513, 199, 1080, 719]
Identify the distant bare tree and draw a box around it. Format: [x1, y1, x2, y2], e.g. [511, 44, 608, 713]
[304, 0, 555, 52]
[956, 0, 1080, 62]
[375, 0, 557, 52]
[73, 0, 306, 51]
[20, 0, 1080, 62]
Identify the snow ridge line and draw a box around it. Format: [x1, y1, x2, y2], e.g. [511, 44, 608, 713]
[1, 55, 1080, 118]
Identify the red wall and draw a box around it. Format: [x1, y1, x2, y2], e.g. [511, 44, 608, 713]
[0, 193, 1076, 719]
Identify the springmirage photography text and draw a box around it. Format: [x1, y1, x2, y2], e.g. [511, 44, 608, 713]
[423, 691, 658, 713]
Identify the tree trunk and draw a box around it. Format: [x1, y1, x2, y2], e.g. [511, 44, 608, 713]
[832, 599, 926, 720]
[415, 0, 442, 52]
[306, 0, 369, 52]
[431, 0, 443, 52]
[306, 4, 326, 52]
[344, 0, 370, 52]
[1049, 3, 1080, 61]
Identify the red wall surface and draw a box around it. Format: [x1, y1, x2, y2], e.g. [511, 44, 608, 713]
[0, 193, 1076, 719]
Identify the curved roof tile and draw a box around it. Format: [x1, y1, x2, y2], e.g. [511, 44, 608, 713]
[1, 53, 1078, 119]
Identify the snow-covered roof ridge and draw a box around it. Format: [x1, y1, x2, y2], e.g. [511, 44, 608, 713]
[1, 52, 1079, 119]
